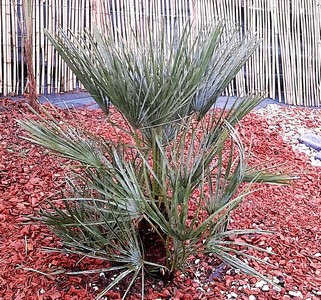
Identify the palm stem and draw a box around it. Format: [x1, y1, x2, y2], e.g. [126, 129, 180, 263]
[151, 129, 163, 207]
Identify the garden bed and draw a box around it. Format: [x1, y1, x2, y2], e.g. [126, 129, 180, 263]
[0, 99, 320, 299]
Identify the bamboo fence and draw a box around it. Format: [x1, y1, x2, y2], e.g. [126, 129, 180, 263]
[0, 0, 321, 106]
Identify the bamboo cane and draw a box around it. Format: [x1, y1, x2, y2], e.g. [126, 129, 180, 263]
[1, 0, 321, 105]
[3, 0, 9, 95]
[0, 1, 3, 95]
[21, 0, 39, 110]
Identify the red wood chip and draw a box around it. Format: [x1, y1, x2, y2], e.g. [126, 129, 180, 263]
[1, 99, 320, 299]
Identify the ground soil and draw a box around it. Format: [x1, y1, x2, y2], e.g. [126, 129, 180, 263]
[0, 99, 320, 299]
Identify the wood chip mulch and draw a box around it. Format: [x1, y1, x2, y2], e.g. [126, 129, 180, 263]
[0, 99, 320, 300]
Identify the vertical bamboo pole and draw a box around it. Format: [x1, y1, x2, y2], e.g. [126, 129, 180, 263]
[308, 0, 315, 105]
[129, 0, 134, 39]
[62, 0, 68, 91]
[101, 0, 108, 34]
[301, 0, 308, 105]
[269, 0, 275, 99]
[122, 0, 127, 39]
[306, 0, 316, 106]
[315, 0, 321, 105]
[278, 2, 291, 102]
[34, 0, 40, 94]
[54, 0, 59, 93]
[259, 0, 265, 95]
[39, 0, 45, 94]
[22, 0, 39, 109]
[3, 0, 10, 95]
[0, 1, 3, 95]
[234, 0, 246, 96]
[115, 0, 121, 43]
[247, 1, 255, 94]
[110, 0, 115, 36]
[271, 0, 282, 102]
[292, 0, 301, 104]
[10, 1, 18, 95]
[166, 0, 170, 40]
[60, 0, 65, 92]
[46, 0, 52, 93]
[68, 0, 74, 90]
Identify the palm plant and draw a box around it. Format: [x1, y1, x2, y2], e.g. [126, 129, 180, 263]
[19, 23, 293, 299]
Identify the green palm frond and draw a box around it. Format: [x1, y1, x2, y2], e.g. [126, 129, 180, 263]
[45, 22, 260, 143]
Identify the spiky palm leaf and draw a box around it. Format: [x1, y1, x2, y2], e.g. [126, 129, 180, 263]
[45, 23, 259, 144]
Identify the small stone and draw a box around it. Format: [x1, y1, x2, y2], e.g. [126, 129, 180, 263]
[195, 259, 200, 264]
[314, 253, 321, 257]
[255, 280, 267, 288]
[230, 292, 238, 298]
[315, 152, 321, 161]
[273, 285, 282, 292]
[39, 288, 45, 294]
[288, 290, 303, 298]
[316, 291, 321, 295]
[298, 134, 321, 151]
[262, 285, 269, 292]
[266, 246, 273, 253]
[249, 296, 256, 300]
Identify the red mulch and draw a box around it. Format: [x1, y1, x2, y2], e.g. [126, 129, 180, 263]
[0, 99, 320, 300]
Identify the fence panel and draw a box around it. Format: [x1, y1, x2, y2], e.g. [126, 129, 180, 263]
[0, 0, 320, 106]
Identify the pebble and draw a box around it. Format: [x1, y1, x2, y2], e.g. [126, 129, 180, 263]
[227, 292, 238, 299]
[195, 259, 200, 264]
[288, 290, 303, 298]
[273, 285, 282, 292]
[254, 104, 321, 167]
[249, 296, 256, 300]
[39, 288, 45, 294]
[266, 246, 273, 253]
[255, 280, 267, 288]
[262, 285, 270, 292]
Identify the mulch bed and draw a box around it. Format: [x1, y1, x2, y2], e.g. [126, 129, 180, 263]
[0, 99, 320, 300]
